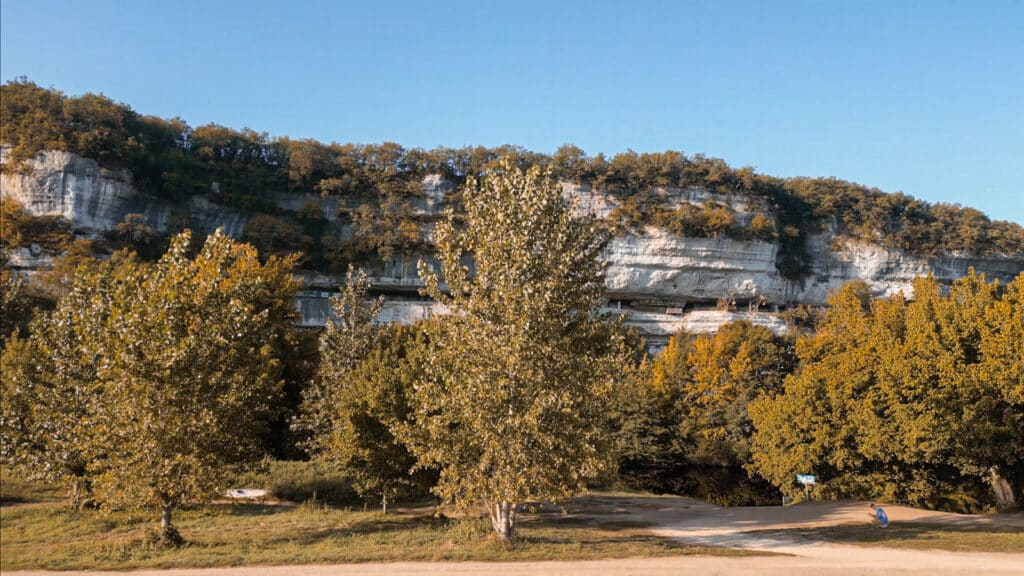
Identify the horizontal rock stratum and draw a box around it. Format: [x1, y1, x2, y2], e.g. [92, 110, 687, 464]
[3, 148, 1022, 344]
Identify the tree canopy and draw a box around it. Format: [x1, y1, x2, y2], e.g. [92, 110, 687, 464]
[401, 159, 626, 539]
[748, 273, 1024, 511]
[0, 230, 302, 543]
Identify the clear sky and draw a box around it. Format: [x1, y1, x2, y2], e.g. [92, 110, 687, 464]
[2, 0, 1022, 224]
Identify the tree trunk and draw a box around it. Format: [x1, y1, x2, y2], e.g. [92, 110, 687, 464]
[160, 503, 173, 534]
[989, 466, 1017, 511]
[382, 493, 388, 515]
[489, 500, 517, 540]
[154, 501, 183, 546]
[69, 479, 82, 511]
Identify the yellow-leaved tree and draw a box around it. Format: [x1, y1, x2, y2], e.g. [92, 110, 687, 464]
[94, 230, 301, 544]
[400, 159, 626, 540]
[750, 273, 1024, 510]
[1, 252, 137, 510]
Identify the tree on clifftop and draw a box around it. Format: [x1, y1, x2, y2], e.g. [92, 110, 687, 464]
[400, 159, 626, 540]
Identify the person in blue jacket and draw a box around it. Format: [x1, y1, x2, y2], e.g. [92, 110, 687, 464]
[869, 503, 889, 527]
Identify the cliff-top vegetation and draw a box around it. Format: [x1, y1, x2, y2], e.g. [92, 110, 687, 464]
[3, 79, 1023, 281]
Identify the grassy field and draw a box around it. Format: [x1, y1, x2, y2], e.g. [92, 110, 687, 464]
[0, 467, 67, 505]
[0, 500, 763, 571]
[754, 523, 1024, 553]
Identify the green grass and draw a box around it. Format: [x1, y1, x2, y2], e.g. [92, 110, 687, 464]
[0, 501, 761, 570]
[753, 523, 1024, 553]
[0, 467, 66, 504]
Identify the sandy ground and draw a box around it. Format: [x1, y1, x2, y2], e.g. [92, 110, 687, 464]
[7, 496, 1024, 576]
[577, 495, 1024, 575]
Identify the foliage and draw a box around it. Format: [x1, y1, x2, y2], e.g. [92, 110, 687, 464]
[0, 254, 134, 509]
[748, 273, 1024, 509]
[0, 197, 73, 254]
[232, 459, 359, 505]
[2, 230, 301, 538]
[294, 266, 384, 455]
[608, 353, 684, 483]
[0, 465, 67, 503]
[241, 214, 312, 263]
[402, 159, 627, 540]
[89, 230, 301, 540]
[674, 322, 797, 467]
[617, 322, 796, 490]
[0, 272, 34, 346]
[319, 324, 437, 512]
[30, 239, 102, 302]
[106, 213, 167, 260]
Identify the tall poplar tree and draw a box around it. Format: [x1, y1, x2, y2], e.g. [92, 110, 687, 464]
[294, 267, 383, 455]
[402, 159, 624, 540]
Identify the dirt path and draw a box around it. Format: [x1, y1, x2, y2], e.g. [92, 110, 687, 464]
[7, 496, 1023, 576]
[577, 495, 1024, 574]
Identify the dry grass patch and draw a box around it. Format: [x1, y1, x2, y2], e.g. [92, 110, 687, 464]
[0, 467, 66, 504]
[752, 523, 1024, 553]
[1, 501, 764, 570]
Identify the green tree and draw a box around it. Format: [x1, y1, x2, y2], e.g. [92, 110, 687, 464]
[0, 271, 34, 346]
[92, 231, 300, 544]
[958, 272, 1024, 509]
[0, 254, 134, 509]
[676, 321, 796, 467]
[320, 324, 436, 513]
[402, 159, 624, 540]
[606, 353, 682, 488]
[241, 214, 312, 263]
[613, 334, 692, 479]
[294, 266, 384, 455]
[749, 274, 1024, 509]
[748, 282, 879, 501]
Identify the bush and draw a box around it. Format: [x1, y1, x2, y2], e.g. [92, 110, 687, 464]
[0, 198, 73, 254]
[446, 516, 491, 544]
[244, 460, 359, 506]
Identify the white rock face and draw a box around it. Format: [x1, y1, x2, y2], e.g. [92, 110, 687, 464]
[603, 227, 781, 302]
[778, 232, 1024, 304]
[414, 174, 452, 216]
[1, 149, 248, 237]
[5, 152, 1023, 339]
[186, 196, 248, 239]
[598, 307, 789, 338]
[4, 246, 54, 269]
[1, 149, 137, 230]
[294, 292, 446, 328]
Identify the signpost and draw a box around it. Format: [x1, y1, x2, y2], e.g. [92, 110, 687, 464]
[796, 474, 816, 501]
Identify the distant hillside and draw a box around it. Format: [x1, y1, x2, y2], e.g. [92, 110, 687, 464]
[3, 79, 1022, 284]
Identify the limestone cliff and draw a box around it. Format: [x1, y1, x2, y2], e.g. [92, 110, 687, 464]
[4, 149, 1022, 343]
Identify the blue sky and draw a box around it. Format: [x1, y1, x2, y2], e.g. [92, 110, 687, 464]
[2, 0, 1022, 224]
